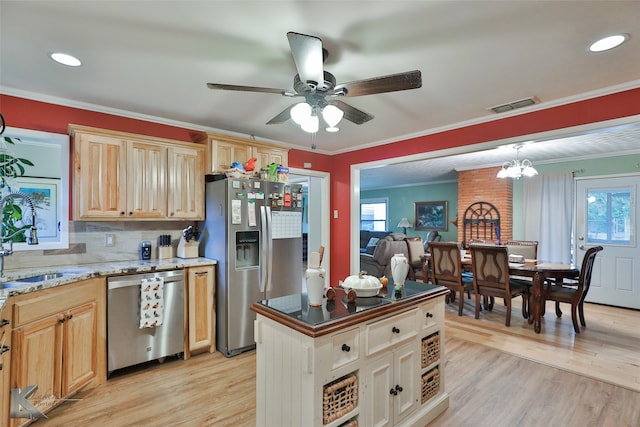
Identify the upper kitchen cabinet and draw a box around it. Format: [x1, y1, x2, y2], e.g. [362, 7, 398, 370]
[203, 132, 288, 174]
[167, 145, 204, 219]
[70, 125, 205, 221]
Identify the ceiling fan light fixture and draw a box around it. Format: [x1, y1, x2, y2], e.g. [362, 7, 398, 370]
[291, 102, 311, 125]
[326, 126, 339, 133]
[322, 104, 344, 127]
[301, 115, 319, 133]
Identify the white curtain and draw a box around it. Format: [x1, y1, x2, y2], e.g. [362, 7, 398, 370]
[522, 172, 573, 264]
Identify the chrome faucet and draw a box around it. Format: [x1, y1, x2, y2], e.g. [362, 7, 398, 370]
[0, 192, 39, 277]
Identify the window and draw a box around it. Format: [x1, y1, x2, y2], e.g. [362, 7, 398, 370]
[586, 187, 632, 244]
[360, 198, 388, 231]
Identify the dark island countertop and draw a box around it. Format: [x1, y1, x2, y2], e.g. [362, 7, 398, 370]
[251, 279, 448, 338]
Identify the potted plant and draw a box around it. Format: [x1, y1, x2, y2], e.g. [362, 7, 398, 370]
[1, 136, 35, 243]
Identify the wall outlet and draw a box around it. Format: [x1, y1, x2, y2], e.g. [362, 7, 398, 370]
[105, 233, 115, 247]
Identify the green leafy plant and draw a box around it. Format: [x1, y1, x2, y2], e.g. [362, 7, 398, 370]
[1, 136, 35, 243]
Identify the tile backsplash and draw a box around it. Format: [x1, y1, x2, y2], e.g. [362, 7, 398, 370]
[6, 220, 199, 272]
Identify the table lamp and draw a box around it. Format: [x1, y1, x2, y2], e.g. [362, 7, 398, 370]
[397, 217, 412, 234]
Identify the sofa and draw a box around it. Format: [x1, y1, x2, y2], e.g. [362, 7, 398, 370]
[360, 230, 391, 254]
[360, 233, 409, 277]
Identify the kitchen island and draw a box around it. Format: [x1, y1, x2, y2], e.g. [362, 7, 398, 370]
[251, 280, 450, 427]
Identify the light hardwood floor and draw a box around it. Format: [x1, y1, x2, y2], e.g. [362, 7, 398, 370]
[33, 300, 639, 426]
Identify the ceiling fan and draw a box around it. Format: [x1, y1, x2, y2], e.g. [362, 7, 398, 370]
[207, 32, 422, 133]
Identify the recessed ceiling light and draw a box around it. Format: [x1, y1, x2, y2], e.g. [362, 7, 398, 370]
[50, 52, 82, 67]
[589, 34, 629, 52]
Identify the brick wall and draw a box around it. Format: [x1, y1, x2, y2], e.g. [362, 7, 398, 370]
[457, 167, 512, 245]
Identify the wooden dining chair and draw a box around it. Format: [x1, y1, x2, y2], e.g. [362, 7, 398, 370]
[429, 241, 473, 316]
[469, 245, 529, 326]
[505, 240, 538, 260]
[544, 246, 603, 333]
[505, 240, 539, 289]
[405, 237, 426, 281]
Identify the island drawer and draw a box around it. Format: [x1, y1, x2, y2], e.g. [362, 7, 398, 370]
[331, 327, 359, 370]
[364, 308, 417, 356]
[418, 300, 443, 331]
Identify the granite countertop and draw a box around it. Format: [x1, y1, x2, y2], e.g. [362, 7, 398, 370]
[0, 257, 217, 311]
[252, 280, 448, 338]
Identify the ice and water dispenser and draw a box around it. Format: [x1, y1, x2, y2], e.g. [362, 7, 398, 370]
[236, 230, 259, 268]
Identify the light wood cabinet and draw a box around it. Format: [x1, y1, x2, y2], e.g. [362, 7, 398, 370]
[125, 140, 167, 219]
[186, 265, 215, 356]
[9, 278, 106, 426]
[203, 132, 289, 174]
[0, 311, 12, 427]
[74, 132, 127, 218]
[70, 124, 205, 220]
[167, 144, 204, 219]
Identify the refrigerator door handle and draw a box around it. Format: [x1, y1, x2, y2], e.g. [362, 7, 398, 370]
[259, 205, 268, 293]
[265, 206, 273, 293]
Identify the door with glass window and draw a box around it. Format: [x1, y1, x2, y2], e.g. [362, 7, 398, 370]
[575, 176, 639, 309]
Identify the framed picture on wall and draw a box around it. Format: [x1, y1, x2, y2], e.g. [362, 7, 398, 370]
[14, 177, 61, 241]
[415, 201, 448, 231]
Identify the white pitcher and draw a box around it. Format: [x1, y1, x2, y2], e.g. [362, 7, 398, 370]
[306, 266, 326, 307]
[390, 253, 409, 288]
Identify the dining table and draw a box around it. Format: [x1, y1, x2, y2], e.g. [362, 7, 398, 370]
[447, 254, 581, 333]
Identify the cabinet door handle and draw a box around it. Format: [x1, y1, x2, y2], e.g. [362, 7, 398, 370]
[341, 344, 350, 352]
[392, 326, 400, 334]
[120, 211, 125, 216]
[67, 314, 73, 320]
[426, 312, 434, 318]
[0, 319, 9, 328]
[395, 384, 403, 393]
[195, 271, 209, 276]
[58, 317, 66, 323]
[0, 345, 10, 355]
[128, 211, 133, 216]
[389, 388, 398, 396]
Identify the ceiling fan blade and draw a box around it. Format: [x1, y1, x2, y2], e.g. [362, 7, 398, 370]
[328, 100, 374, 125]
[207, 83, 293, 96]
[333, 70, 422, 97]
[266, 104, 295, 125]
[287, 32, 324, 89]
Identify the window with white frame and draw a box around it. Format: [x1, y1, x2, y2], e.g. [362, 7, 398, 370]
[360, 198, 388, 231]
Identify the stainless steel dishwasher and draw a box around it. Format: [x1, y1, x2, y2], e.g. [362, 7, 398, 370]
[107, 269, 184, 374]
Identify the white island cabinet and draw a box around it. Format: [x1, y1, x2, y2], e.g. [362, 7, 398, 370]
[252, 281, 450, 427]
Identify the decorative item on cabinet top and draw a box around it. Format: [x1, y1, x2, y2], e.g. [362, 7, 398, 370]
[197, 131, 289, 175]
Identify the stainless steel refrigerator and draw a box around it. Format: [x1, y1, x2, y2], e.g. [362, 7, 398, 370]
[201, 177, 304, 357]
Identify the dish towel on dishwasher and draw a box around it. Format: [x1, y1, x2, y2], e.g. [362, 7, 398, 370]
[139, 277, 164, 328]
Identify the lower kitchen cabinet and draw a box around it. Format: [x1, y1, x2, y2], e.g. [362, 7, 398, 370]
[8, 278, 106, 426]
[254, 291, 449, 427]
[363, 341, 419, 427]
[186, 265, 215, 356]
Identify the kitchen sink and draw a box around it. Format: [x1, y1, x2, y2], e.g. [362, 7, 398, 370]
[1, 269, 90, 288]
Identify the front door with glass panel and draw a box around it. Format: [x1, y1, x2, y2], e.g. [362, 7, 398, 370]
[576, 176, 639, 309]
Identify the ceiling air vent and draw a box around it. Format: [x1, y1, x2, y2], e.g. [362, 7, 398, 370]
[488, 96, 539, 114]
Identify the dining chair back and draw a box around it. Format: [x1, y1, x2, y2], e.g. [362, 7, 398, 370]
[545, 246, 603, 333]
[505, 240, 538, 260]
[405, 237, 426, 281]
[429, 241, 473, 316]
[469, 244, 529, 326]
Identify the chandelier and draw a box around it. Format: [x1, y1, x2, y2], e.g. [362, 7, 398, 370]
[290, 101, 344, 133]
[496, 145, 538, 179]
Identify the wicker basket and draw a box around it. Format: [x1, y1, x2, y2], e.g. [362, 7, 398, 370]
[323, 374, 358, 425]
[421, 366, 440, 404]
[338, 417, 358, 427]
[421, 332, 440, 368]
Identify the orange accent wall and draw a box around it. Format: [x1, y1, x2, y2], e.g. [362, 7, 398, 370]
[3, 88, 640, 285]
